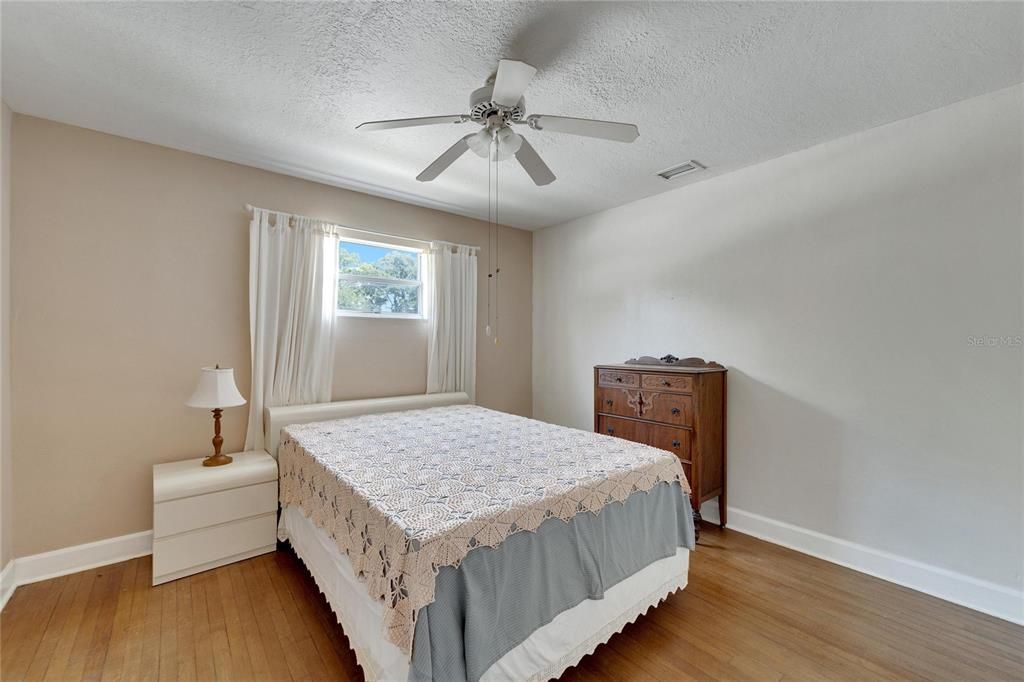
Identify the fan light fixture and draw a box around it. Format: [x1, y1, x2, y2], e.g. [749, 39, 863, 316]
[468, 128, 492, 158]
[356, 59, 641, 186]
[493, 127, 522, 161]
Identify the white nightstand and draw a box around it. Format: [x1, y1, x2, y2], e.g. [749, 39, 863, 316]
[152, 450, 278, 585]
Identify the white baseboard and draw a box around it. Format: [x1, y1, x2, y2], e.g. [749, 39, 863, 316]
[3, 509, 1023, 627]
[1, 530, 153, 609]
[0, 560, 15, 610]
[726, 507, 1024, 626]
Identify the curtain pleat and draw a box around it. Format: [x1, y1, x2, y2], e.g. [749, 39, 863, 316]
[426, 243, 477, 401]
[245, 209, 338, 451]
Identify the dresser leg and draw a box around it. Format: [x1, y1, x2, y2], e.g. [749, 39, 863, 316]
[718, 494, 727, 528]
[692, 506, 702, 543]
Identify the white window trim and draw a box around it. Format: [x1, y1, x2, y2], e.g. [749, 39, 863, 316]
[336, 310, 427, 320]
[337, 273, 420, 287]
[336, 238, 427, 319]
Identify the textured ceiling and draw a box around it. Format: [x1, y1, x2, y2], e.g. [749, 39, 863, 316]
[3, 2, 1022, 229]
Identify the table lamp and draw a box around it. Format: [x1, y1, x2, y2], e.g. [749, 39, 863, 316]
[186, 365, 247, 466]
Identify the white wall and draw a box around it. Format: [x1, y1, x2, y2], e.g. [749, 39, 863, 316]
[533, 86, 1023, 612]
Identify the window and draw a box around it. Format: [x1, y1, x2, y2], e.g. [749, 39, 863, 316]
[337, 238, 425, 318]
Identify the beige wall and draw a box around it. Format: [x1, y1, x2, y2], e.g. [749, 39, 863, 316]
[1, 102, 12, 567]
[10, 114, 531, 558]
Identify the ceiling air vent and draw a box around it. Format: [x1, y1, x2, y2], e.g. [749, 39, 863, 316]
[657, 160, 705, 181]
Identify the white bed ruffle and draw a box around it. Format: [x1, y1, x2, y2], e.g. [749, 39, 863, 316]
[279, 505, 688, 682]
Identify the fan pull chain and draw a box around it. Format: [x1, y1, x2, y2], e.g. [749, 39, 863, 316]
[494, 148, 500, 346]
[485, 137, 493, 339]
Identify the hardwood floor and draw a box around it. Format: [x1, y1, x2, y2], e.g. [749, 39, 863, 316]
[2, 526, 1021, 681]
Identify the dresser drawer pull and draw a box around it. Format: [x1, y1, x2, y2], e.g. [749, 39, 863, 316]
[672, 439, 681, 448]
[605, 399, 614, 407]
[607, 427, 615, 435]
[671, 407, 681, 415]
[615, 377, 623, 383]
[662, 380, 672, 386]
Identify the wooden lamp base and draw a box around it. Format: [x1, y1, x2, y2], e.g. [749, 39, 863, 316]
[203, 453, 233, 467]
[202, 408, 233, 467]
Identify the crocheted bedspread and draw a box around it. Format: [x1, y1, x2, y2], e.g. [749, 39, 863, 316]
[278, 404, 688, 655]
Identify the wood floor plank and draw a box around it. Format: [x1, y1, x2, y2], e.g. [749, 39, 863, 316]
[214, 566, 256, 681]
[197, 569, 233, 681]
[138, 562, 164, 682]
[3, 526, 1022, 681]
[260, 552, 333, 680]
[98, 558, 139, 681]
[2, 576, 67, 680]
[158, 580, 179, 682]
[174, 577, 197, 682]
[22, 573, 87, 682]
[112, 554, 152, 682]
[692, 536, 1019, 675]
[250, 554, 315, 680]
[689, 547, 1004, 681]
[225, 561, 274, 680]
[283, 548, 364, 679]
[63, 563, 124, 681]
[682, 572, 914, 680]
[80, 563, 128, 681]
[41, 567, 100, 682]
[188, 573, 216, 682]
[272, 550, 349, 679]
[238, 559, 293, 681]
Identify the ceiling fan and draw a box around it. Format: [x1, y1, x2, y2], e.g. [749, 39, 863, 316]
[356, 59, 640, 186]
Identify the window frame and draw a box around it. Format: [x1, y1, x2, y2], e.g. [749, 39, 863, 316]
[335, 236, 427, 320]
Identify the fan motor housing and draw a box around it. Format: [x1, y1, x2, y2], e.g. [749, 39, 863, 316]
[469, 85, 525, 123]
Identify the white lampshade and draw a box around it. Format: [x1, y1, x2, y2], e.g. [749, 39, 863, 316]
[493, 127, 522, 160]
[185, 366, 246, 409]
[467, 128, 492, 158]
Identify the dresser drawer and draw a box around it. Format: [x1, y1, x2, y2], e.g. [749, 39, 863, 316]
[597, 369, 640, 388]
[597, 415, 639, 441]
[641, 373, 693, 394]
[639, 423, 692, 462]
[596, 386, 642, 419]
[152, 512, 276, 585]
[641, 391, 694, 426]
[154, 480, 277, 539]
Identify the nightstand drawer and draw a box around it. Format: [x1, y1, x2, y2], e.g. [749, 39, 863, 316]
[154, 480, 277, 539]
[152, 512, 276, 585]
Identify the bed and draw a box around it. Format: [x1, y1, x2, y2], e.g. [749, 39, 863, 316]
[264, 392, 696, 682]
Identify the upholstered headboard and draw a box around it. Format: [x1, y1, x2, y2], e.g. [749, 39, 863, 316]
[262, 391, 471, 458]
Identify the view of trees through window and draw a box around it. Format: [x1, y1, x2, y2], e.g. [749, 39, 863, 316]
[337, 241, 421, 315]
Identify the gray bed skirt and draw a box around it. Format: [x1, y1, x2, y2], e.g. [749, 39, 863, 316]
[409, 480, 696, 682]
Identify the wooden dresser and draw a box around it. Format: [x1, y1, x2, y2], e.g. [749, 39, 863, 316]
[594, 358, 727, 528]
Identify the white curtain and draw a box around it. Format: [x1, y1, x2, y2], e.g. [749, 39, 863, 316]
[245, 208, 338, 451]
[426, 243, 478, 401]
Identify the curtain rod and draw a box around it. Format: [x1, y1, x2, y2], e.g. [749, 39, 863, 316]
[245, 204, 479, 252]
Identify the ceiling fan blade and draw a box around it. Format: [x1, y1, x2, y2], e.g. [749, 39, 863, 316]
[526, 115, 639, 142]
[356, 115, 467, 131]
[416, 134, 474, 182]
[491, 60, 537, 107]
[514, 137, 555, 186]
